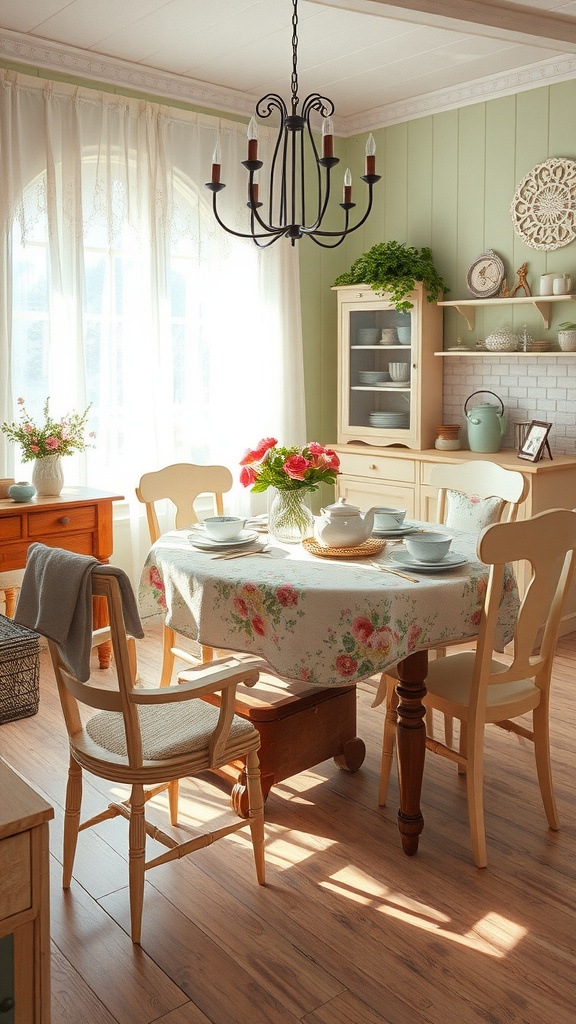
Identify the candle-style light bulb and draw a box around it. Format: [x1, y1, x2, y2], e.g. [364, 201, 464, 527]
[322, 116, 334, 159]
[343, 168, 352, 204]
[247, 117, 258, 161]
[211, 138, 221, 184]
[365, 133, 376, 176]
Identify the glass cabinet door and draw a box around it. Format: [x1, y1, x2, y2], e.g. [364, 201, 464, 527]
[336, 285, 442, 450]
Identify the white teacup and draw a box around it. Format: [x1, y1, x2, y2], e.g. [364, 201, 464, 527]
[373, 507, 407, 531]
[203, 515, 246, 541]
[404, 531, 452, 563]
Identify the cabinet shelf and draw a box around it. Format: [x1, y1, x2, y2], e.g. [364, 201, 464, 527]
[435, 349, 575, 357]
[438, 293, 576, 330]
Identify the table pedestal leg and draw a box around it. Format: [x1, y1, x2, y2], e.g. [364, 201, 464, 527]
[394, 649, 428, 855]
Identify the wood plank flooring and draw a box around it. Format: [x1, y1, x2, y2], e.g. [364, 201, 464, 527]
[1, 626, 575, 1024]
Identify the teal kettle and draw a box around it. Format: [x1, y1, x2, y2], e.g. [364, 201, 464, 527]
[464, 390, 506, 452]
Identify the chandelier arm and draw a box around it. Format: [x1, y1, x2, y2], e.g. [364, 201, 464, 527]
[303, 182, 380, 244]
[210, 193, 284, 242]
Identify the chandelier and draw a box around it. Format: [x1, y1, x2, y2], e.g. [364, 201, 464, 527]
[205, 0, 380, 248]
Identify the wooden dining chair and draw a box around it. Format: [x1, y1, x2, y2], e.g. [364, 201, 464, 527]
[136, 462, 234, 684]
[379, 460, 527, 807]
[46, 567, 265, 943]
[414, 508, 576, 867]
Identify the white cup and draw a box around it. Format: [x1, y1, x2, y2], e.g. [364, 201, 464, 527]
[539, 274, 556, 295]
[203, 516, 246, 541]
[373, 507, 407, 531]
[553, 274, 572, 295]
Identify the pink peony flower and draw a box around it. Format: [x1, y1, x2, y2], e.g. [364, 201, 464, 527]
[45, 436, 60, 450]
[284, 454, 310, 480]
[351, 616, 374, 642]
[240, 465, 258, 487]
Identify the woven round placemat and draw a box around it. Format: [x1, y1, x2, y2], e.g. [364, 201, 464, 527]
[302, 536, 386, 559]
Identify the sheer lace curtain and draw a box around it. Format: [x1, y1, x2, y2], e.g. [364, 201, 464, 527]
[0, 70, 305, 585]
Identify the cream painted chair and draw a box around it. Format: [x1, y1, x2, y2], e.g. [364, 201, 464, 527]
[136, 463, 234, 685]
[379, 460, 527, 807]
[47, 568, 265, 943]
[415, 508, 576, 867]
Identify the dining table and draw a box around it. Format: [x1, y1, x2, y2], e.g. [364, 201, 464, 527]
[138, 522, 519, 855]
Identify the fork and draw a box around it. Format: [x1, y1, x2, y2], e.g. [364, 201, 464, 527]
[370, 561, 420, 583]
[211, 546, 271, 560]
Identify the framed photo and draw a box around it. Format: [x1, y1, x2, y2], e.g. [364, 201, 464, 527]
[517, 421, 552, 462]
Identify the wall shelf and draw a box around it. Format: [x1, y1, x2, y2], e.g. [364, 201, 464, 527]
[435, 349, 576, 357]
[438, 294, 576, 330]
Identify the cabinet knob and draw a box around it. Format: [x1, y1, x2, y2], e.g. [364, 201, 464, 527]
[369, 463, 377, 470]
[58, 516, 71, 525]
[0, 998, 15, 1014]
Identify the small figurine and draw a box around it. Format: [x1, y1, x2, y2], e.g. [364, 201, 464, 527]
[508, 263, 531, 297]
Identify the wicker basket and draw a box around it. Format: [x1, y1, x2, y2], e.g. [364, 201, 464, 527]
[0, 615, 40, 724]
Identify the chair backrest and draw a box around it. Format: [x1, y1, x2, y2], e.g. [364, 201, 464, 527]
[430, 460, 527, 531]
[136, 463, 233, 542]
[473, 508, 576, 702]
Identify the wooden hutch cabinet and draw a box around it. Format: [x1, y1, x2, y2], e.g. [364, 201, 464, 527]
[335, 283, 443, 451]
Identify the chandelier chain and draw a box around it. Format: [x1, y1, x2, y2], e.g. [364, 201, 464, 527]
[291, 0, 299, 114]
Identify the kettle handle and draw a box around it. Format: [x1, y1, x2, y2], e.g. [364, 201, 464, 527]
[464, 390, 505, 417]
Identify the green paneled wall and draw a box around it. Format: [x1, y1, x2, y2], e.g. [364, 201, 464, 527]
[300, 79, 576, 445]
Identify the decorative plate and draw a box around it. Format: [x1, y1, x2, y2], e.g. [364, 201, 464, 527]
[466, 250, 505, 298]
[302, 536, 386, 558]
[510, 158, 576, 251]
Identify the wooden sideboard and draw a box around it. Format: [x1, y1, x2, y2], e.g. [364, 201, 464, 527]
[334, 445, 576, 634]
[0, 759, 53, 1023]
[0, 487, 123, 665]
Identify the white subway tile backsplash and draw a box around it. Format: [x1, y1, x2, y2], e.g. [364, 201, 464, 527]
[443, 358, 576, 455]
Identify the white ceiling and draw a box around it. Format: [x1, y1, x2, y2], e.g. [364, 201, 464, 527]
[1, 0, 576, 133]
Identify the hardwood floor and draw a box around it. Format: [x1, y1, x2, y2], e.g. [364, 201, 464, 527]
[2, 626, 575, 1024]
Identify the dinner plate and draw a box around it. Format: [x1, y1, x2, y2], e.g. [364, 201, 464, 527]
[392, 551, 468, 572]
[372, 523, 418, 537]
[188, 529, 259, 550]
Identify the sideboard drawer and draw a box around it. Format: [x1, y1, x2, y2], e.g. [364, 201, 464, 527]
[337, 451, 416, 484]
[0, 514, 22, 541]
[0, 832, 31, 918]
[28, 505, 97, 538]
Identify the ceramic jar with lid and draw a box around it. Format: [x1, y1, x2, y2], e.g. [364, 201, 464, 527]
[435, 424, 460, 450]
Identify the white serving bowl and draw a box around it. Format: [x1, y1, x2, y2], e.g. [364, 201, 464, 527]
[373, 507, 407, 530]
[404, 531, 452, 563]
[388, 362, 410, 381]
[203, 515, 246, 541]
[357, 327, 381, 345]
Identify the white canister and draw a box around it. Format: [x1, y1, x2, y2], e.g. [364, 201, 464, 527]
[553, 274, 572, 295]
[539, 274, 556, 295]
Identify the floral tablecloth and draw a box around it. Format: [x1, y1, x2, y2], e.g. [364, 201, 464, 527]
[138, 525, 519, 688]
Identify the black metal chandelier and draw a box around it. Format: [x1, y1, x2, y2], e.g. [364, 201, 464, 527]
[205, 0, 380, 248]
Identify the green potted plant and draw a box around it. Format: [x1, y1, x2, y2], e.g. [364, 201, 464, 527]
[333, 240, 447, 311]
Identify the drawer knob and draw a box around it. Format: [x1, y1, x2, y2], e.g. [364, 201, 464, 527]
[369, 463, 377, 470]
[59, 516, 71, 525]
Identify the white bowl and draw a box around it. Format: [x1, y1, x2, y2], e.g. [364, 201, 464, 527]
[203, 515, 246, 541]
[388, 362, 410, 381]
[357, 328, 380, 345]
[404, 531, 452, 563]
[373, 507, 407, 530]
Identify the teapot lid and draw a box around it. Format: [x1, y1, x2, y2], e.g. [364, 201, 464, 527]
[323, 497, 361, 516]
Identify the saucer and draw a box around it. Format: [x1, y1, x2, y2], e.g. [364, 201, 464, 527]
[188, 529, 259, 550]
[372, 523, 417, 537]
[392, 551, 468, 572]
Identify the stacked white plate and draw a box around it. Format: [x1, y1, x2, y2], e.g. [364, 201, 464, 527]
[369, 412, 409, 428]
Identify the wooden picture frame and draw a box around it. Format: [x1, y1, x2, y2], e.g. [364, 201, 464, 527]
[517, 421, 552, 462]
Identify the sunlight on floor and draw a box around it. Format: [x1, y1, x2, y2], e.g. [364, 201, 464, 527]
[321, 869, 527, 957]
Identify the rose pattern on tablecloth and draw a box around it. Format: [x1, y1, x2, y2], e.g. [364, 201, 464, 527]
[138, 528, 519, 688]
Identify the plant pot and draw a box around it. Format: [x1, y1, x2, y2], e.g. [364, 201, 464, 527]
[558, 330, 576, 352]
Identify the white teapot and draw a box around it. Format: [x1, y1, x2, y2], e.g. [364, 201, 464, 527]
[314, 498, 375, 548]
